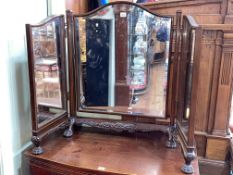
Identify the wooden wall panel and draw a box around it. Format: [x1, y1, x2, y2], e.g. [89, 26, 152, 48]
[144, 0, 233, 25]
[225, 0, 233, 23]
[66, 0, 133, 12]
[213, 37, 233, 136]
[150, 3, 222, 16]
[230, 0, 233, 13]
[195, 134, 207, 157]
[193, 15, 222, 24]
[144, 0, 225, 18]
[207, 31, 223, 134]
[65, 0, 88, 13]
[194, 31, 217, 132]
[206, 138, 230, 160]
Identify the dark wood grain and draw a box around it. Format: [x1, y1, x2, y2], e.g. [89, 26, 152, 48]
[25, 129, 200, 175]
[65, 0, 88, 13]
[66, 10, 77, 117]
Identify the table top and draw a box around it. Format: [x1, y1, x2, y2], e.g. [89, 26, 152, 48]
[25, 128, 200, 175]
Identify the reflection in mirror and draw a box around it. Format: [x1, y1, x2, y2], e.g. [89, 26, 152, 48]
[31, 20, 65, 127]
[184, 29, 195, 120]
[181, 16, 197, 121]
[75, 4, 171, 118]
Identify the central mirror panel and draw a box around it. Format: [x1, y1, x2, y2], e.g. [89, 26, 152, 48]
[75, 4, 172, 118]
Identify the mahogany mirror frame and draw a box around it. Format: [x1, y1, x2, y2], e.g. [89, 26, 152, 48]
[66, 1, 175, 128]
[26, 15, 68, 154]
[173, 14, 200, 174]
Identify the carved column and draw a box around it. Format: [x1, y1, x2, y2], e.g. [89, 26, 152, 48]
[212, 32, 233, 136]
[207, 31, 223, 134]
[192, 29, 231, 160]
[224, 0, 233, 24]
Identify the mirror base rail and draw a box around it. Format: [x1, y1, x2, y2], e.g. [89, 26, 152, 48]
[75, 118, 169, 133]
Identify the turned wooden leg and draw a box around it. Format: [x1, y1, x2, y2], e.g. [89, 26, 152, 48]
[230, 162, 233, 175]
[166, 124, 177, 149]
[181, 151, 196, 174]
[63, 116, 75, 137]
[31, 136, 43, 155]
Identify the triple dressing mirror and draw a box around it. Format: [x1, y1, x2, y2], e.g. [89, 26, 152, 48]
[26, 2, 198, 173]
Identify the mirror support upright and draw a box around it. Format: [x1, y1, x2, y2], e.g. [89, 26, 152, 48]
[166, 11, 182, 149]
[63, 10, 77, 138]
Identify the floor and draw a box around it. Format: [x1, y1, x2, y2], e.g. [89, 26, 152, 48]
[86, 62, 168, 118]
[132, 62, 167, 117]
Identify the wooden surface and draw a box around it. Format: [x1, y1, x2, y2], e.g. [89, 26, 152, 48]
[206, 138, 230, 161]
[143, 0, 227, 24]
[65, 0, 88, 13]
[25, 129, 200, 175]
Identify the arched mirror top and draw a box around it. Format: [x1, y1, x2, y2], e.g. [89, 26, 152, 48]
[72, 1, 172, 20]
[72, 2, 173, 119]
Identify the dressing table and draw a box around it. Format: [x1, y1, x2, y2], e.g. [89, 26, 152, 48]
[25, 2, 200, 174]
[24, 128, 200, 175]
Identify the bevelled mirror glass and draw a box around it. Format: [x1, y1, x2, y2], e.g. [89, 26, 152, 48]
[74, 4, 172, 118]
[27, 16, 67, 128]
